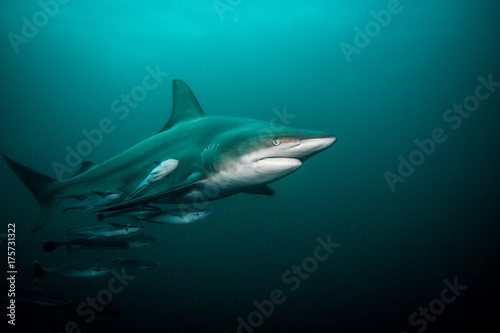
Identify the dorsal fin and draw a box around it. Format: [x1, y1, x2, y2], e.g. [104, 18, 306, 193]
[159, 80, 204, 133]
[71, 161, 95, 178]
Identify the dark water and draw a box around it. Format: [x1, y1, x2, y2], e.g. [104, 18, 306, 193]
[1, 1, 499, 332]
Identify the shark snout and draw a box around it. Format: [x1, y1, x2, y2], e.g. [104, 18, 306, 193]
[302, 135, 336, 150]
[293, 135, 336, 159]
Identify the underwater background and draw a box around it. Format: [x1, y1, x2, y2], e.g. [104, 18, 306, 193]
[1, 0, 499, 332]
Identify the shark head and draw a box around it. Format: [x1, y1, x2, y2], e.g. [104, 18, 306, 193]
[203, 122, 336, 188]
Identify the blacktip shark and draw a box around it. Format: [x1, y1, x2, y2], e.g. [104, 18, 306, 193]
[2, 79, 336, 232]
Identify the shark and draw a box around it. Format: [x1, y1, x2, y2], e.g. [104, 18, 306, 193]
[2, 79, 336, 232]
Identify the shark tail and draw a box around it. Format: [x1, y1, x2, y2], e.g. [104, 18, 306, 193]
[2, 153, 62, 233]
[42, 241, 60, 254]
[33, 260, 46, 280]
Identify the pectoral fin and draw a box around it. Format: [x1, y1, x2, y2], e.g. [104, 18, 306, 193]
[242, 185, 275, 196]
[98, 174, 205, 213]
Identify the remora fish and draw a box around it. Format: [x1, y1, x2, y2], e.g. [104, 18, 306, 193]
[139, 208, 211, 225]
[127, 159, 179, 199]
[67, 222, 142, 238]
[43, 234, 157, 254]
[62, 190, 123, 214]
[4, 287, 72, 307]
[2, 79, 336, 232]
[2, 287, 73, 316]
[97, 205, 162, 222]
[109, 257, 160, 270]
[33, 260, 113, 280]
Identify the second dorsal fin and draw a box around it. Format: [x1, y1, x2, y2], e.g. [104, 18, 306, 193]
[71, 161, 95, 178]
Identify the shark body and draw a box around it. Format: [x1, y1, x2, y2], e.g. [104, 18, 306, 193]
[2, 80, 336, 232]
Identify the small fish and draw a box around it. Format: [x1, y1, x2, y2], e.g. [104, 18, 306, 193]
[109, 257, 160, 270]
[34, 260, 113, 280]
[4, 287, 72, 307]
[97, 205, 162, 222]
[127, 159, 179, 199]
[67, 222, 142, 238]
[1, 287, 74, 316]
[139, 208, 211, 225]
[43, 234, 157, 254]
[63, 191, 123, 214]
[125, 234, 158, 249]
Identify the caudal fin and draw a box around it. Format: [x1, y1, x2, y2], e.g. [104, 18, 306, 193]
[2, 153, 62, 233]
[42, 241, 60, 254]
[33, 260, 46, 280]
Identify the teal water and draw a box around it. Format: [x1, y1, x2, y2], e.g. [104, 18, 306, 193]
[1, 1, 499, 332]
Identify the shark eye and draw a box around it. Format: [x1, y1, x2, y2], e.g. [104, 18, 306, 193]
[272, 138, 281, 146]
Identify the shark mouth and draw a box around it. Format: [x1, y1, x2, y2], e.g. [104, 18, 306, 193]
[258, 157, 302, 163]
[256, 157, 303, 168]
